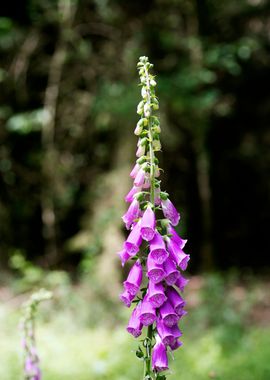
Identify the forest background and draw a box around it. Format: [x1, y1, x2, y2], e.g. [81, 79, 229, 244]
[0, 1, 270, 379]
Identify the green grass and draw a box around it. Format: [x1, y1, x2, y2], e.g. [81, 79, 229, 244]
[1, 274, 270, 379]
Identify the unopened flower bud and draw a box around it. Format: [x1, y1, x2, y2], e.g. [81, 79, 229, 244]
[139, 56, 148, 63]
[134, 122, 143, 136]
[152, 98, 159, 110]
[136, 156, 147, 165]
[139, 68, 144, 75]
[137, 137, 148, 147]
[137, 100, 144, 115]
[141, 87, 147, 99]
[142, 118, 148, 126]
[153, 139, 161, 151]
[144, 103, 151, 117]
[137, 142, 147, 159]
[153, 125, 161, 134]
[140, 76, 146, 84]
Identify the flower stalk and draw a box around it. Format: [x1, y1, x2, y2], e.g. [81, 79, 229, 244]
[20, 289, 52, 380]
[118, 56, 190, 380]
[142, 56, 156, 380]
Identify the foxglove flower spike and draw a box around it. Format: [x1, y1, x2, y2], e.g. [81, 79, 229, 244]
[117, 56, 190, 379]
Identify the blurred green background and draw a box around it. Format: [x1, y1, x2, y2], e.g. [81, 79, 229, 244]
[0, 0, 270, 379]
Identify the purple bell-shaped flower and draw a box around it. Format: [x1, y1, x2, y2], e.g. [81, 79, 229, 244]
[152, 335, 168, 372]
[124, 260, 143, 296]
[140, 205, 156, 241]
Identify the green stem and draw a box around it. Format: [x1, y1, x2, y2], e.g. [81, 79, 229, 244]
[143, 61, 156, 380]
[144, 65, 156, 206]
[145, 324, 153, 376]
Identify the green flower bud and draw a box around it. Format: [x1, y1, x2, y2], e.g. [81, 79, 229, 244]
[136, 156, 147, 165]
[139, 68, 144, 76]
[140, 130, 148, 138]
[160, 218, 170, 228]
[141, 162, 149, 171]
[152, 125, 161, 133]
[141, 87, 147, 99]
[152, 98, 159, 110]
[137, 100, 144, 115]
[160, 191, 169, 200]
[140, 76, 146, 84]
[134, 123, 143, 136]
[152, 132, 160, 140]
[142, 118, 148, 126]
[150, 79, 157, 86]
[155, 166, 160, 177]
[139, 56, 148, 63]
[151, 116, 160, 125]
[139, 137, 148, 147]
[144, 103, 151, 118]
[134, 118, 147, 136]
[153, 139, 161, 151]
[135, 191, 146, 201]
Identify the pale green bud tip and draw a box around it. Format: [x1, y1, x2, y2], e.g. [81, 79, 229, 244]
[139, 56, 149, 63]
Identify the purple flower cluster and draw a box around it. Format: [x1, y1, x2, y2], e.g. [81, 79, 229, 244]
[119, 194, 189, 372]
[24, 353, 41, 380]
[22, 316, 42, 380]
[117, 55, 190, 376]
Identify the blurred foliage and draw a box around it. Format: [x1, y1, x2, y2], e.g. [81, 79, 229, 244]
[9, 251, 71, 293]
[1, 273, 270, 379]
[6, 109, 48, 134]
[0, 0, 270, 273]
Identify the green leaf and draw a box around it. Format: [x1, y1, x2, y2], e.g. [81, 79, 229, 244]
[136, 346, 144, 359]
[156, 375, 167, 380]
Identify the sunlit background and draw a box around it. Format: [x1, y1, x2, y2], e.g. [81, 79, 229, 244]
[0, 0, 270, 379]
